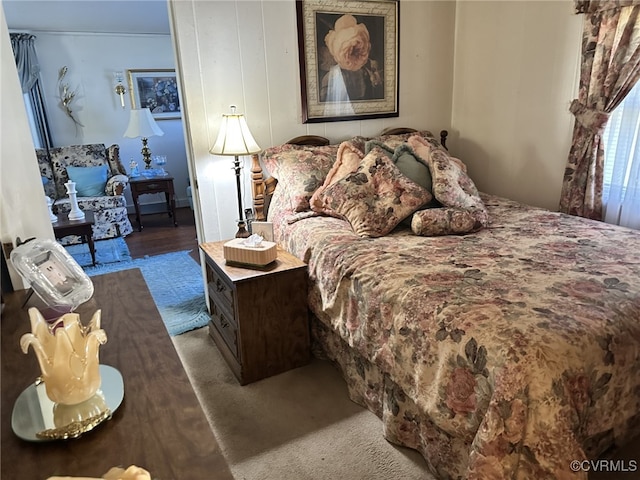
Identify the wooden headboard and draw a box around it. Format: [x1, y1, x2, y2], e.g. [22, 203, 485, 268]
[250, 128, 448, 221]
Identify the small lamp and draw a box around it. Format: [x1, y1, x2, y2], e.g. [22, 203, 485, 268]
[210, 106, 261, 238]
[113, 71, 126, 108]
[123, 108, 164, 169]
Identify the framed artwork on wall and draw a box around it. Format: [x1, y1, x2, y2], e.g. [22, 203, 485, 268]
[296, 0, 399, 123]
[127, 69, 181, 120]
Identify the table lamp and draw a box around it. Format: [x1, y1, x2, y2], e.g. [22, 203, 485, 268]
[124, 108, 164, 169]
[210, 106, 261, 238]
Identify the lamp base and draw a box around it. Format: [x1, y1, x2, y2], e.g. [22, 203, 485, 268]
[235, 221, 250, 238]
[141, 137, 152, 169]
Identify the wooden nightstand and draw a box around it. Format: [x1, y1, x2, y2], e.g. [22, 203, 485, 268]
[199, 241, 310, 385]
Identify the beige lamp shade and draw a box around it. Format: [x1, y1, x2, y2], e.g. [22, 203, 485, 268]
[210, 107, 260, 155]
[123, 108, 164, 139]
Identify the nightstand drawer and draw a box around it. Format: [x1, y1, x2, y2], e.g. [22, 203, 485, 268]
[136, 180, 172, 193]
[210, 299, 239, 359]
[206, 264, 235, 311]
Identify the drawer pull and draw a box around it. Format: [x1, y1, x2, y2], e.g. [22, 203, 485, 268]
[216, 279, 225, 292]
[147, 183, 159, 189]
[220, 315, 229, 329]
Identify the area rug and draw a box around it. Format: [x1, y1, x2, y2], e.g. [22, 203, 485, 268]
[65, 237, 132, 267]
[83, 250, 209, 336]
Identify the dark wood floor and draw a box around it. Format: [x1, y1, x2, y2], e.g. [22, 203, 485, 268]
[125, 207, 200, 262]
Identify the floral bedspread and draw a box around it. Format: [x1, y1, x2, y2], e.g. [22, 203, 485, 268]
[269, 191, 640, 479]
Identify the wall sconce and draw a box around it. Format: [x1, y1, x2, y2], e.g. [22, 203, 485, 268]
[113, 71, 126, 108]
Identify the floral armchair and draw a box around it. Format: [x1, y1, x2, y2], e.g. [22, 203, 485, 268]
[37, 144, 134, 243]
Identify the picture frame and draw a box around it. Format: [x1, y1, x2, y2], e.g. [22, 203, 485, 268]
[296, 0, 399, 123]
[127, 69, 181, 120]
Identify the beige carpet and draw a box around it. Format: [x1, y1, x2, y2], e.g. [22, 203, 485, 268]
[171, 327, 433, 480]
[172, 327, 640, 480]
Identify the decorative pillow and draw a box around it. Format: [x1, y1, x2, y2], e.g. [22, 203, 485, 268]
[407, 135, 488, 236]
[262, 143, 339, 212]
[411, 207, 488, 236]
[375, 129, 442, 152]
[311, 146, 433, 237]
[366, 140, 441, 227]
[50, 144, 108, 198]
[309, 140, 365, 210]
[66, 165, 109, 197]
[366, 140, 433, 192]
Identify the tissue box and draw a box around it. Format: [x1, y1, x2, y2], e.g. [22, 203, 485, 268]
[223, 238, 277, 267]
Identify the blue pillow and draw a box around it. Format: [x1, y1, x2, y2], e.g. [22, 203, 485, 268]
[66, 165, 109, 197]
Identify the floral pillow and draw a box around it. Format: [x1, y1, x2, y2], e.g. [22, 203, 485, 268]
[309, 140, 365, 211]
[407, 135, 488, 236]
[411, 207, 488, 236]
[311, 146, 433, 237]
[375, 129, 442, 151]
[262, 143, 339, 212]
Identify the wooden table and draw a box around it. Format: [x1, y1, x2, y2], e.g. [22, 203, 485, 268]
[1, 269, 233, 480]
[200, 241, 310, 385]
[129, 175, 177, 231]
[52, 211, 96, 265]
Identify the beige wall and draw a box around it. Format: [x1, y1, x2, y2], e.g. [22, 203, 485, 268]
[1, 8, 54, 289]
[451, 0, 583, 210]
[170, 0, 456, 241]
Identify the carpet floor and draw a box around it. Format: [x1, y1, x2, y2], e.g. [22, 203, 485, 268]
[172, 328, 640, 480]
[65, 237, 131, 267]
[83, 250, 209, 336]
[171, 327, 433, 480]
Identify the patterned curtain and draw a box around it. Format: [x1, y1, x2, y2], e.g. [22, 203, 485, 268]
[559, 2, 640, 219]
[9, 33, 53, 150]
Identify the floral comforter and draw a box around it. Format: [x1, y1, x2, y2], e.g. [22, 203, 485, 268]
[269, 191, 640, 479]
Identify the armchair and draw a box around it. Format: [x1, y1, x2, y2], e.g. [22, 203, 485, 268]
[37, 144, 134, 244]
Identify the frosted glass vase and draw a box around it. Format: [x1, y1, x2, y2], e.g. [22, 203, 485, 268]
[20, 308, 107, 405]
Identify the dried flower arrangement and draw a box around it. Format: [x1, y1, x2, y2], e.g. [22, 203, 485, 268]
[57, 66, 83, 130]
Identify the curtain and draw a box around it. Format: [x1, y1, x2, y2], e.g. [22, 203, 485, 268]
[602, 81, 640, 228]
[559, 3, 640, 219]
[10, 33, 53, 150]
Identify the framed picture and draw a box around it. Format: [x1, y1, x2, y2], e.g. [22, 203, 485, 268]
[296, 0, 399, 123]
[127, 69, 181, 120]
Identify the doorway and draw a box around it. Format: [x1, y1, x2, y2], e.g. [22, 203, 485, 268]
[3, 0, 201, 260]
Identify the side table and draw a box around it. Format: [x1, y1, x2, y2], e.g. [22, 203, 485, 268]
[129, 174, 177, 231]
[52, 211, 96, 265]
[199, 240, 310, 385]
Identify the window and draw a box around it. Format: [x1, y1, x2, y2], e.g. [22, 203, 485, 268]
[602, 81, 640, 229]
[23, 93, 43, 149]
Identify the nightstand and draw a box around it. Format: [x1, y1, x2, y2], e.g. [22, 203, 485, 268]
[199, 241, 310, 385]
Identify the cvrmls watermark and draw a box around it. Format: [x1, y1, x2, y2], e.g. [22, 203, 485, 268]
[570, 459, 637, 472]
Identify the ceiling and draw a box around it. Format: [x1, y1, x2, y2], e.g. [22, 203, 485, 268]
[2, 0, 170, 35]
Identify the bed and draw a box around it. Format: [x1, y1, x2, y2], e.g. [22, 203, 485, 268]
[249, 128, 640, 479]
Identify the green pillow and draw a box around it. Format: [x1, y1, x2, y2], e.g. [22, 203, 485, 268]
[66, 165, 109, 197]
[393, 145, 432, 192]
[365, 141, 432, 190]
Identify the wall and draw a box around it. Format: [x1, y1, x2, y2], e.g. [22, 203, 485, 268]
[169, 0, 457, 242]
[30, 31, 191, 210]
[1, 9, 54, 289]
[451, 0, 583, 211]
